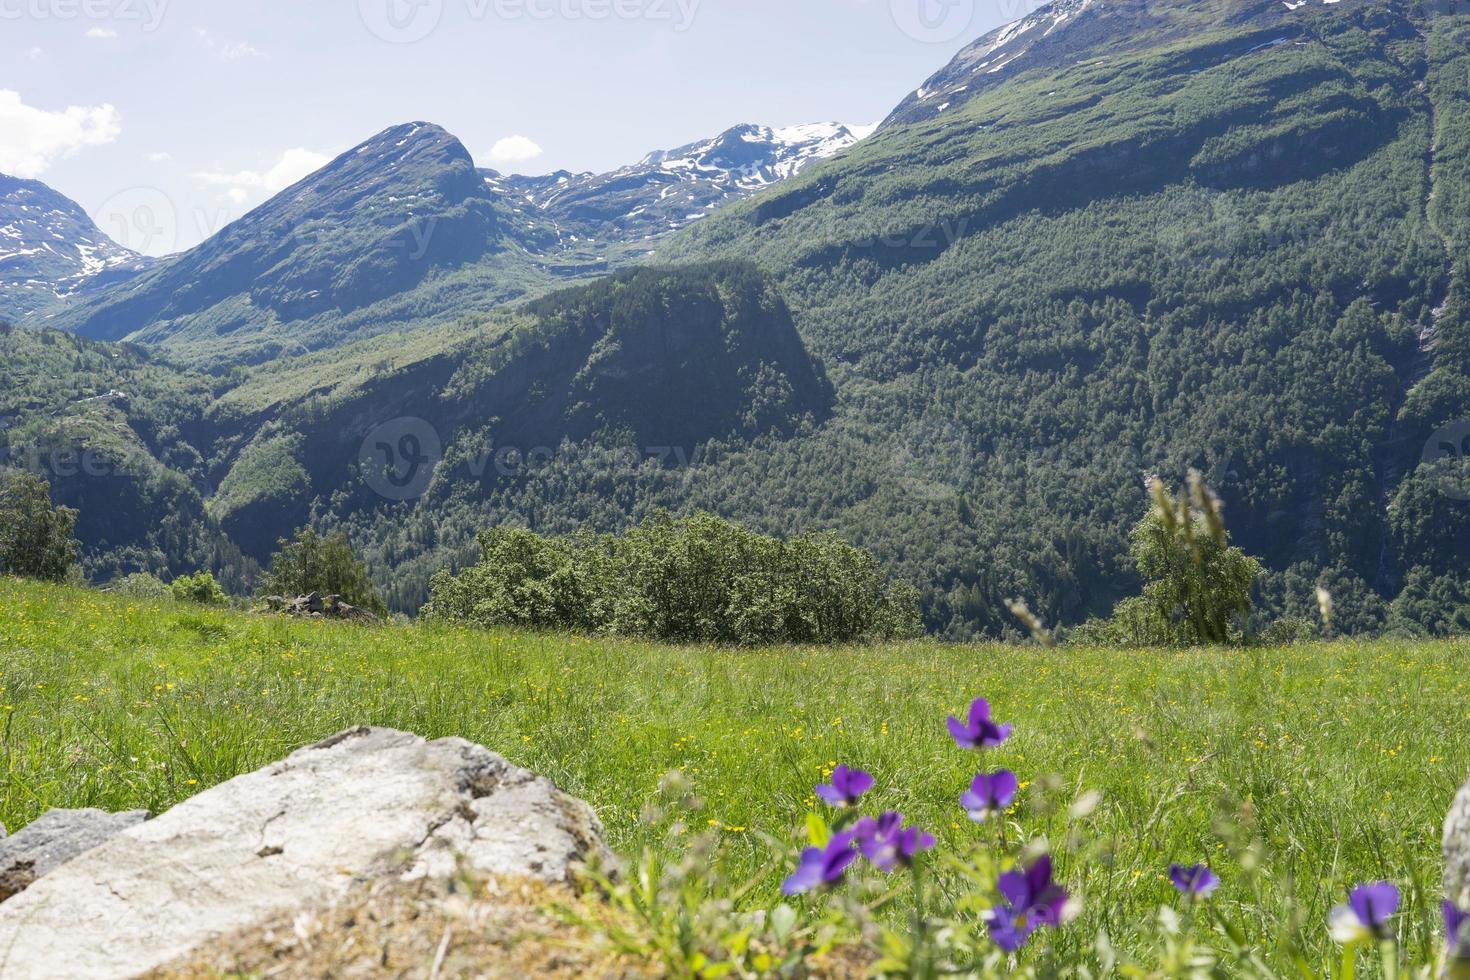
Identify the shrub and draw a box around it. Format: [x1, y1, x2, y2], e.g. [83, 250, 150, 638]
[258, 527, 387, 617]
[110, 572, 169, 600]
[0, 472, 79, 583]
[422, 512, 922, 645]
[168, 570, 228, 606]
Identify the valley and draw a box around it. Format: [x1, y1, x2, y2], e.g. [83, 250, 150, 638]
[3, 0, 1469, 640]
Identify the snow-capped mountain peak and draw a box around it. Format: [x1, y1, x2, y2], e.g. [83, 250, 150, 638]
[481, 120, 874, 250]
[0, 175, 156, 323]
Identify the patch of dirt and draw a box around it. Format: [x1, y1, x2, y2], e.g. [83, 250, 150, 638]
[145, 876, 655, 979]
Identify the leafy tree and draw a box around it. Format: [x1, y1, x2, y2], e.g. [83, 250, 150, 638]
[423, 512, 921, 645]
[169, 570, 227, 606]
[1077, 475, 1262, 647]
[258, 527, 387, 616]
[0, 472, 78, 583]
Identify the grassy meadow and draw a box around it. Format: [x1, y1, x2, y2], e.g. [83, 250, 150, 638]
[2, 576, 1467, 969]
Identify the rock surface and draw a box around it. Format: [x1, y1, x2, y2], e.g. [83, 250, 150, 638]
[260, 592, 381, 623]
[0, 727, 613, 980]
[0, 807, 148, 901]
[1446, 778, 1470, 909]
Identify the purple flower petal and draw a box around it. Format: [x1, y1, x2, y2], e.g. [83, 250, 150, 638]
[1446, 900, 1470, 958]
[986, 903, 1033, 953]
[781, 848, 827, 896]
[855, 812, 932, 873]
[815, 764, 874, 807]
[1169, 863, 1220, 898]
[963, 770, 1020, 820]
[969, 697, 992, 728]
[998, 856, 1068, 929]
[781, 831, 858, 895]
[1348, 882, 1400, 931]
[947, 697, 1012, 750]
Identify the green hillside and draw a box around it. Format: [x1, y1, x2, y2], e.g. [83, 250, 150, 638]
[9, 0, 1470, 638]
[651, 0, 1470, 635]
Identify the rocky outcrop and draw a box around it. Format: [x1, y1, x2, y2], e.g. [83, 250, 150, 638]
[0, 807, 147, 901]
[0, 727, 613, 980]
[260, 592, 381, 623]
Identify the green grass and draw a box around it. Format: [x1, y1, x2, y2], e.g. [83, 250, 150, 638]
[1, 576, 1465, 968]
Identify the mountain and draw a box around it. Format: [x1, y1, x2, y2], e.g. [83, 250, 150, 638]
[0, 175, 155, 323]
[652, 0, 1470, 636]
[483, 122, 874, 251]
[42, 123, 573, 366]
[884, 0, 1309, 127]
[39, 120, 870, 367]
[16, 0, 1470, 639]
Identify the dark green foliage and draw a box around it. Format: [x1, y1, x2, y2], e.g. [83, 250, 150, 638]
[168, 571, 228, 606]
[0, 326, 252, 590]
[257, 528, 388, 617]
[422, 512, 922, 645]
[0, 472, 78, 583]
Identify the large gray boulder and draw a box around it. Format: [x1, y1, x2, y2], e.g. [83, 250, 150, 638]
[1448, 778, 1470, 909]
[0, 727, 613, 980]
[0, 807, 148, 901]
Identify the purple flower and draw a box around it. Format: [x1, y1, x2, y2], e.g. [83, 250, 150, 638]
[998, 856, 1069, 928]
[947, 697, 1012, 750]
[854, 811, 935, 873]
[781, 831, 859, 896]
[814, 765, 874, 808]
[986, 857, 1070, 953]
[986, 902, 1033, 952]
[961, 770, 1019, 822]
[1445, 901, 1470, 959]
[1169, 863, 1220, 898]
[1329, 882, 1400, 944]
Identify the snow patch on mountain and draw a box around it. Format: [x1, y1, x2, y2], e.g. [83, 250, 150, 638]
[480, 121, 874, 250]
[0, 176, 155, 322]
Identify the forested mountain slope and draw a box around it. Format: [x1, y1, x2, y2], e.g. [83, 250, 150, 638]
[10, 0, 1470, 637]
[644, 0, 1470, 635]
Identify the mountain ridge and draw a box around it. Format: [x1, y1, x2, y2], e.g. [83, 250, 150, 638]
[0, 174, 156, 323]
[29, 118, 873, 366]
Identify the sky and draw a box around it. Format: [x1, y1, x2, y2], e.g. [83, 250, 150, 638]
[1, 0, 1043, 254]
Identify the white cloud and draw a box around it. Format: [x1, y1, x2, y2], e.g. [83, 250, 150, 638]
[0, 90, 121, 178]
[192, 147, 332, 200]
[147, 151, 171, 163]
[25, 47, 44, 61]
[85, 27, 118, 39]
[195, 28, 266, 60]
[486, 135, 543, 166]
